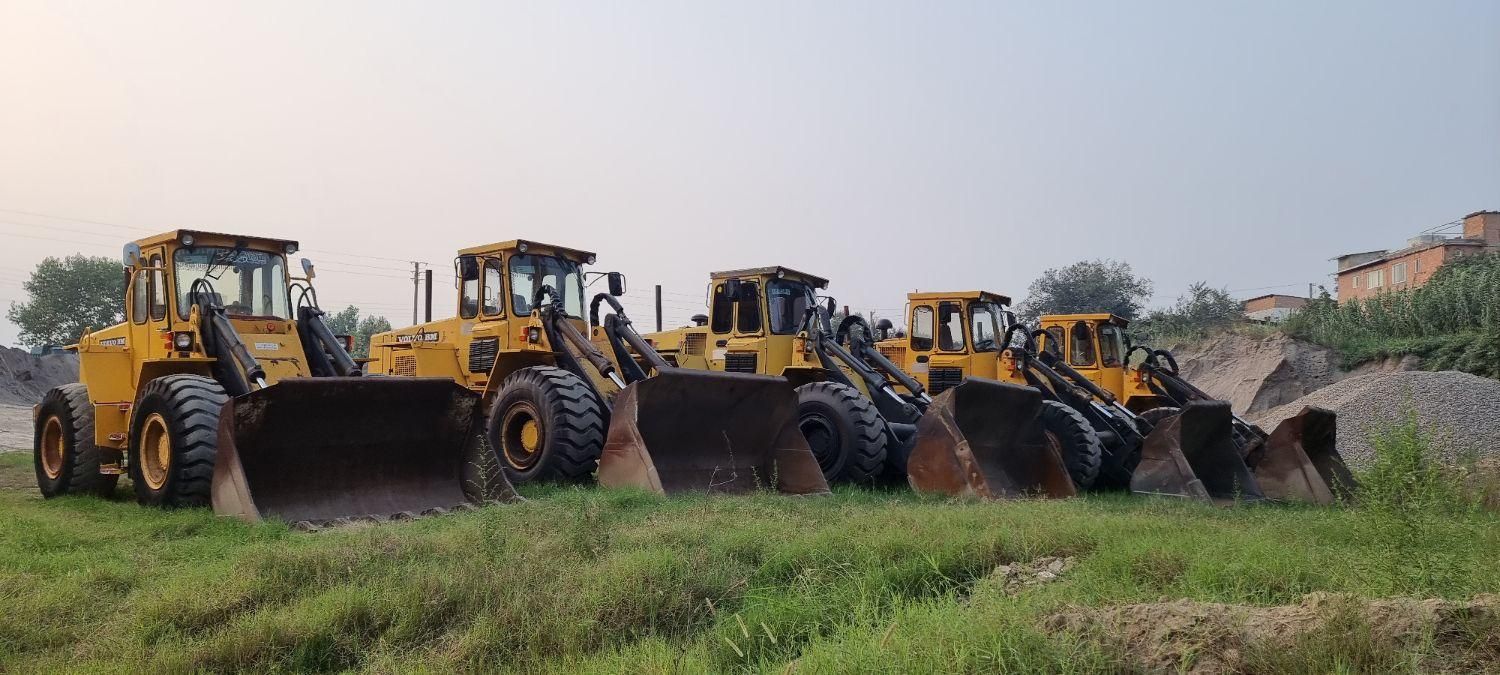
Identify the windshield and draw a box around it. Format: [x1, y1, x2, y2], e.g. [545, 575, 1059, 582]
[768, 279, 816, 334]
[174, 247, 289, 320]
[970, 303, 1003, 352]
[1099, 323, 1125, 367]
[509, 254, 584, 318]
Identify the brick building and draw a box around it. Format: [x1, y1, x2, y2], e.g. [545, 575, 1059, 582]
[1334, 210, 1500, 302]
[1242, 294, 1308, 322]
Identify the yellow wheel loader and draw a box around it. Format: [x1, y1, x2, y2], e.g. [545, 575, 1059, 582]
[879, 291, 1269, 504]
[365, 242, 827, 496]
[33, 230, 508, 527]
[641, 269, 1067, 498]
[1036, 314, 1355, 504]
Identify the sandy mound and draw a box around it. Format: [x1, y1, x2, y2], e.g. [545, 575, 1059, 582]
[1252, 371, 1500, 469]
[0, 347, 78, 405]
[1170, 333, 1349, 414]
[1049, 593, 1498, 674]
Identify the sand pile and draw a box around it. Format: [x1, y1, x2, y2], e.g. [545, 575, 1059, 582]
[0, 347, 78, 405]
[1253, 371, 1500, 469]
[1169, 332, 1348, 414]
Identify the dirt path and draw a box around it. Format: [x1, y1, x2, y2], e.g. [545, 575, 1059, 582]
[0, 404, 31, 453]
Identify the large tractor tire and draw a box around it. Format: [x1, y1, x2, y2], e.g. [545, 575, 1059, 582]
[128, 375, 227, 507]
[1039, 400, 1102, 490]
[794, 382, 887, 483]
[34, 383, 119, 498]
[489, 366, 605, 484]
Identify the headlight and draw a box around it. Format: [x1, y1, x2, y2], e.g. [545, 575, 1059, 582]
[517, 242, 529, 253]
[587, 254, 596, 264]
[526, 327, 541, 343]
[180, 234, 194, 247]
[173, 332, 194, 350]
[285, 243, 298, 255]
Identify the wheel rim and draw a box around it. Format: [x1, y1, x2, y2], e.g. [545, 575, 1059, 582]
[139, 413, 172, 490]
[40, 417, 64, 479]
[500, 403, 545, 470]
[799, 412, 841, 474]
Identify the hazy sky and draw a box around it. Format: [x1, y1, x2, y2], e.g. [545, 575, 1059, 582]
[1, 1, 1496, 345]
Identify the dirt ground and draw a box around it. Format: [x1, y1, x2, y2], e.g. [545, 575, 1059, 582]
[1049, 593, 1499, 674]
[0, 403, 31, 452]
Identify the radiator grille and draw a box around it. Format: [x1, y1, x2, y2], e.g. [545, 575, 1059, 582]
[393, 354, 417, 377]
[684, 333, 706, 356]
[928, 367, 965, 395]
[725, 352, 758, 374]
[468, 337, 499, 373]
[876, 343, 907, 363]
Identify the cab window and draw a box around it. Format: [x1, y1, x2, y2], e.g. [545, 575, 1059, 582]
[1069, 321, 1096, 366]
[1043, 326, 1065, 358]
[736, 282, 761, 333]
[910, 306, 934, 351]
[131, 270, 148, 325]
[458, 256, 479, 319]
[970, 304, 1002, 352]
[147, 254, 167, 320]
[482, 258, 504, 317]
[767, 279, 815, 334]
[1099, 324, 1124, 367]
[938, 302, 965, 351]
[710, 284, 733, 334]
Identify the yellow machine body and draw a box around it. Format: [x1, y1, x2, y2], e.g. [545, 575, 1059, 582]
[39, 230, 497, 525]
[1036, 314, 1162, 411]
[369, 249, 827, 495]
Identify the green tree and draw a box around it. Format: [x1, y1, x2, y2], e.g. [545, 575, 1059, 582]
[7, 255, 126, 347]
[1016, 259, 1153, 322]
[1143, 281, 1242, 339]
[353, 315, 392, 358]
[321, 305, 391, 358]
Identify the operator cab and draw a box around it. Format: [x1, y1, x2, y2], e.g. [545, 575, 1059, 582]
[1037, 313, 1131, 395]
[706, 266, 829, 339]
[452, 240, 597, 323]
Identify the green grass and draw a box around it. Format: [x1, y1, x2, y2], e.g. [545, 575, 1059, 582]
[0, 451, 1496, 673]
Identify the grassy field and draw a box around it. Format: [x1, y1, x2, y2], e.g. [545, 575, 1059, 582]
[0, 450, 1496, 674]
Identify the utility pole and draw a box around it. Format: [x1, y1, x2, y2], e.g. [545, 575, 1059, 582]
[410, 261, 424, 325]
[424, 270, 434, 322]
[655, 284, 663, 332]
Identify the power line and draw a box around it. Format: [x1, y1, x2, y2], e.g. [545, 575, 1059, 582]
[0, 207, 155, 233]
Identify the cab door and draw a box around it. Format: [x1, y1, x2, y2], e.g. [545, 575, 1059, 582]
[1063, 320, 1106, 391]
[465, 256, 507, 390]
[128, 249, 172, 384]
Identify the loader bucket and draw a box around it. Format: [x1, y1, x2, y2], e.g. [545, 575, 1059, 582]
[1251, 406, 1355, 504]
[212, 377, 512, 526]
[596, 369, 830, 496]
[1132, 400, 1264, 503]
[907, 379, 1074, 499]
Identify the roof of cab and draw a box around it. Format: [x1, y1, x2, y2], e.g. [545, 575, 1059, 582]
[710, 266, 829, 289]
[133, 230, 299, 251]
[457, 239, 596, 261]
[907, 290, 1013, 305]
[1043, 313, 1130, 326]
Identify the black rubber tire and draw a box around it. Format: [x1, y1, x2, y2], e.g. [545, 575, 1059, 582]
[488, 366, 605, 484]
[128, 375, 227, 507]
[1039, 400, 1103, 490]
[794, 382, 888, 483]
[34, 383, 119, 498]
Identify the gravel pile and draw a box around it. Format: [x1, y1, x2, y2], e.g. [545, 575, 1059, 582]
[0, 347, 78, 405]
[1252, 371, 1500, 469]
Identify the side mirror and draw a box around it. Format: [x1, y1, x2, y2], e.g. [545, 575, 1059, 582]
[691, 314, 709, 327]
[1003, 310, 1018, 328]
[301, 257, 316, 280]
[122, 243, 141, 268]
[607, 271, 627, 297]
[723, 279, 741, 299]
[825, 297, 837, 315]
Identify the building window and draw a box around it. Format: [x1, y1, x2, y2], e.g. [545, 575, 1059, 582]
[1352, 275, 1360, 289]
[1367, 269, 1383, 289]
[1392, 262, 1407, 285]
[1414, 259, 1421, 274]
